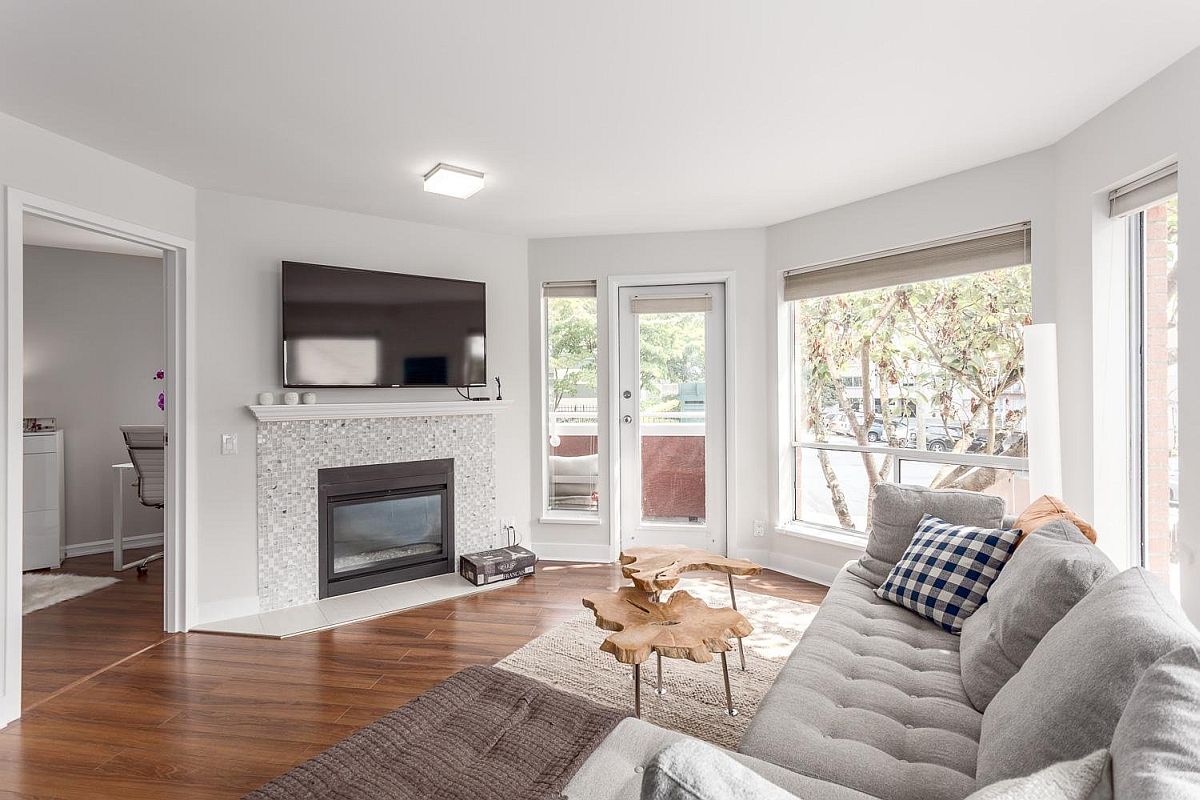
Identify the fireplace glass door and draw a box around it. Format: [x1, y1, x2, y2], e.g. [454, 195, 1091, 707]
[328, 490, 446, 578]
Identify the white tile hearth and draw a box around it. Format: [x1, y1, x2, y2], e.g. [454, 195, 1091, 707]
[193, 572, 521, 638]
[256, 413, 500, 612]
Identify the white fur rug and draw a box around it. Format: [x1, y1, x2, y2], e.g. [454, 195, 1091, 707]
[23, 572, 118, 614]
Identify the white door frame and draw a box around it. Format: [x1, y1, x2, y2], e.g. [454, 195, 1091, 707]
[2, 188, 198, 726]
[605, 272, 738, 562]
[616, 282, 727, 553]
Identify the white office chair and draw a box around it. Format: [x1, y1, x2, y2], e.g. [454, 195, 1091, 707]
[117, 425, 165, 575]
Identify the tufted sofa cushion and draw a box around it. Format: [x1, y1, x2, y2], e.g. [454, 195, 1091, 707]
[740, 566, 982, 800]
[959, 520, 1118, 711]
[977, 567, 1200, 786]
[850, 483, 1007, 588]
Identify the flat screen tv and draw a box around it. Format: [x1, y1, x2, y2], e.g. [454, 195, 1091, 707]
[282, 261, 486, 388]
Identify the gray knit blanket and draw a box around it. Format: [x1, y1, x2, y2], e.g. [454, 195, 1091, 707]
[245, 665, 627, 800]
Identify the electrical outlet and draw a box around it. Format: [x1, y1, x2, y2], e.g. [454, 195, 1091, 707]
[752, 519, 766, 537]
[220, 433, 238, 455]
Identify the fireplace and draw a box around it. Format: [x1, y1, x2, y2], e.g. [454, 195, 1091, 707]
[318, 459, 454, 597]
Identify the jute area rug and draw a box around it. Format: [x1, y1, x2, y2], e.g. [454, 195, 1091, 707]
[496, 580, 819, 749]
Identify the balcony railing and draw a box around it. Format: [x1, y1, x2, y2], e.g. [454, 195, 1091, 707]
[793, 440, 1030, 536]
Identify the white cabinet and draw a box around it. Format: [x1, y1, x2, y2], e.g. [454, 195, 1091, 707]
[23, 431, 64, 570]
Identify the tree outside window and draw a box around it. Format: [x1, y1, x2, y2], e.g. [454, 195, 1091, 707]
[794, 265, 1032, 531]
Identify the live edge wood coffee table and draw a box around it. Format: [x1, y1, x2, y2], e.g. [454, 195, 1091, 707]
[582, 546, 762, 718]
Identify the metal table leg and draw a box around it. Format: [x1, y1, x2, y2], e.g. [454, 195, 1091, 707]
[634, 663, 642, 718]
[728, 574, 747, 671]
[720, 651, 738, 717]
[655, 651, 667, 696]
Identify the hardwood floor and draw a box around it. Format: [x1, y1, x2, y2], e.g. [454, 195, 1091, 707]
[22, 547, 166, 709]
[2, 561, 827, 799]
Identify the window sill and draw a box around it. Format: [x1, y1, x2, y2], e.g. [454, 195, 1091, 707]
[775, 522, 867, 550]
[538, 513, 602, 526]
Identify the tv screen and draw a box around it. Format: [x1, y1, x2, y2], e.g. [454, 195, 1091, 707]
[282, 261, 486, 388]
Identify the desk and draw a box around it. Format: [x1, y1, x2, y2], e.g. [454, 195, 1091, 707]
[111, 462, 135, 571]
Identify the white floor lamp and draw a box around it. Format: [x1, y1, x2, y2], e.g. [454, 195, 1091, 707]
[1023, 323, 1063, 499]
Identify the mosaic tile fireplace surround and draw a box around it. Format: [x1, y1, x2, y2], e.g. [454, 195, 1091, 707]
[255, 410, 498, 612]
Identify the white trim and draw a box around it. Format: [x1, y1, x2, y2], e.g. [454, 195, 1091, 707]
[537, 513, 601, 526]
[767, 550, 848, 587]
[247, 400, 512, 422]
[197, 595, 261, 626]
[530, 541, 615, 563]
[775, 522, 868, 550]
[61, 532, 163, 559]
[612, 276, 733, 557]
[3, 189, 197, 728]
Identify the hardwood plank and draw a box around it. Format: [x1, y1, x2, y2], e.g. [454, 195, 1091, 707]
[6, 561, 827, 798]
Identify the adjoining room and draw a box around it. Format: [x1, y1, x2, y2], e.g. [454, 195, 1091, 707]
[20, 216, 168, 708]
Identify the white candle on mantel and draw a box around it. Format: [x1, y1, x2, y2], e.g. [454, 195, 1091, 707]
[1023, 323, 1063, 499]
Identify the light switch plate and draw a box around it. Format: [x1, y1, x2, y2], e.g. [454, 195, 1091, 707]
[221, 433, 238, 455]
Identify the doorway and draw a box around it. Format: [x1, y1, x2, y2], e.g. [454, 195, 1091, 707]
[617, 283, 727, 553]
[19, 216, 168, 709]
[3, 190, 196, 726]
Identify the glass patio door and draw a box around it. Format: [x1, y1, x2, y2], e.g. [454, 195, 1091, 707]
[617, 283, 727, 553]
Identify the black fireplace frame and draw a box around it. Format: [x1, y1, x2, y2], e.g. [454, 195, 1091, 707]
[317, 458, 454, 598]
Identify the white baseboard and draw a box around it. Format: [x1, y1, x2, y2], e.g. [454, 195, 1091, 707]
[531, 541, 615, 563]
[766, 550, 844, 587]
[196, 595, 261, 627]
[61, 532, 163, 559]
[730, 545, 769, 565]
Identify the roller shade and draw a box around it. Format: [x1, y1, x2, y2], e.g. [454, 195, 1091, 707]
[784, 224, 1031, 302]
[542, 280, 596, 298]
[1109, 165, 1178, 218]
[630, 293, 713, 314]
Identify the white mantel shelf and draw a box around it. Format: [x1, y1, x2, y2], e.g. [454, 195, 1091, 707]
[247, 400, 512, 422]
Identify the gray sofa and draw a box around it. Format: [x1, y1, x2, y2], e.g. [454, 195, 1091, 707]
[564, 483, 1200, 799]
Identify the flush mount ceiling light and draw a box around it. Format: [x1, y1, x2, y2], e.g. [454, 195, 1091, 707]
[423, 163, 485, 199]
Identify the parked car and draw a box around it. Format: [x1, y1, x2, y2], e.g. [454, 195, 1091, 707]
[866, 419, 908, 443]
[907, 424, 964, 452]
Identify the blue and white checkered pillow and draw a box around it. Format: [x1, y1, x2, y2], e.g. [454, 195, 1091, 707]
[876, 513, 1019, 634]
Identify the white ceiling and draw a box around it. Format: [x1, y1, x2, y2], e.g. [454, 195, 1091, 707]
[2, 2, 1199, 238]
[22, 214, 163, 258]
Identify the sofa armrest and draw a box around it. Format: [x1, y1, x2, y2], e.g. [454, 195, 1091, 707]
[563, 719, 879, 800]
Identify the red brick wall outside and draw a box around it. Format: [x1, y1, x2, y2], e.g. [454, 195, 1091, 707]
[551, 435, 597, 458]
[1143, 201, 1174, 581]
[640, 436, 706, 520]
[552, 434, 705, 519]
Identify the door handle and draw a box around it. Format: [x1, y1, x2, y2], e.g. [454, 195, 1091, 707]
[622, 414, 633, 424]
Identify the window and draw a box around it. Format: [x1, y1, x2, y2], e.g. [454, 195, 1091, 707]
[784, 226, 1033, 534]
[1115, 167, 1179, 597]
[543, 281, 599, 516]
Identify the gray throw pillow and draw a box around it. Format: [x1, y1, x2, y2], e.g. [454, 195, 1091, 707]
[964, 750, 1112, 800]
[641, 739, 797, 800]
[976, 568, 1199, 786]
[1109, 644, 1200, 797]
[959, 520, 1118, 711]
[849, 483, 1006, 587]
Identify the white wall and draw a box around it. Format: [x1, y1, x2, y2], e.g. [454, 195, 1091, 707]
[0, 110, 196, 725]
[762, 148, 1058, 582]
[1051, 47, 1200, 620]
[527, 229, 769, 564]
[23, 245, 165, 549]
[194, 191, 529, 622]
